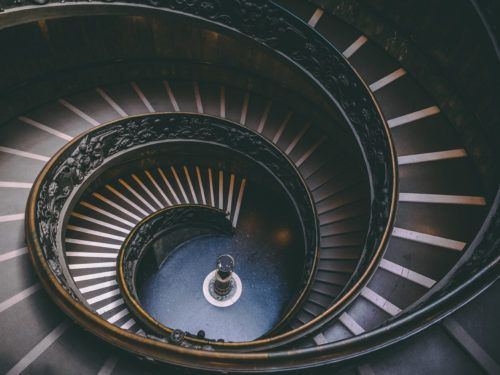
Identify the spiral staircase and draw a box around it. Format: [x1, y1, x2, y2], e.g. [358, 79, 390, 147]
[0, 1, 498, 374]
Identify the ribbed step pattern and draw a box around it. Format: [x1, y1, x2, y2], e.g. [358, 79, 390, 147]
[0, 74, 369, 340]
[66, 166, 247, 332]
[275, 0, 487, 348]
[0, 4, 495, 374]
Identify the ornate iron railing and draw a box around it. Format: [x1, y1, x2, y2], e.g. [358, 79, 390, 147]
[27, 113, 324, 347]
[15, 0, 398, 340]
[20, 0, 403, 370]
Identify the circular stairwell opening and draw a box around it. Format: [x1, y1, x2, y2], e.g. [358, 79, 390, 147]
[131, 161, 306, 342]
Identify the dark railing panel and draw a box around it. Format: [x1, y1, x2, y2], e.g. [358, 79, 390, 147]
[20, 0, 402, 369]
[27, 113, 322, 349]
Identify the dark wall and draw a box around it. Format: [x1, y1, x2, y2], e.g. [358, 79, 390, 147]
[311, 0, 500, 196]
[0, 14, 341, 129]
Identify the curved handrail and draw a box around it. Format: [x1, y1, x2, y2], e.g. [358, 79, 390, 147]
[27, 113, 324, 348]
[20, 0, 400, 370]
[118, 205, 234, 338]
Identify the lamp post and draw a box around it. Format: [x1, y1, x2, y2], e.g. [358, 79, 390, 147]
[214, 254, 234, 296]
